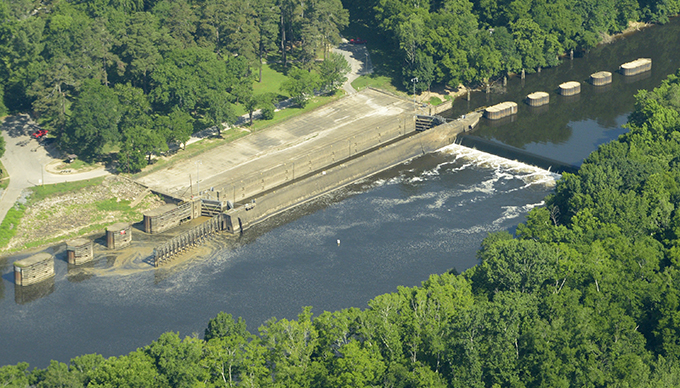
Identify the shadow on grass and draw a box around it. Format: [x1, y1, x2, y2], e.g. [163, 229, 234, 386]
[342, 20, 405, 92]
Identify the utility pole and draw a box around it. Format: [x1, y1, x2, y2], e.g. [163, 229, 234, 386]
[196, 160, 202, 195]
[411, 77, 418, 112]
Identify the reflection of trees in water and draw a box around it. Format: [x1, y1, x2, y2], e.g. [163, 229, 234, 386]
[442, 17, 680, 149]
[15, 277, 55, 305]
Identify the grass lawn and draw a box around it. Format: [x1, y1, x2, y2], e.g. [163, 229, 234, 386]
[351, 74, 405, 96]
[0, 160, 8, 190]
[253, 63, 290, 101]
[29, 177, 106, 205]
[0, 204, 25, 248]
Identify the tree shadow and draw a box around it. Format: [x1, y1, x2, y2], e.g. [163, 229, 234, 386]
[1, 114, 41, 138]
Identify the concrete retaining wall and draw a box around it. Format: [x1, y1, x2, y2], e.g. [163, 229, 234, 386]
[219, 115, 411, 203]
[224, 113, 481, 232]
[429, 99, 453, 115]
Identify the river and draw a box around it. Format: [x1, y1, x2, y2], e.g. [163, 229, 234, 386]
[1, 18, 680, 368]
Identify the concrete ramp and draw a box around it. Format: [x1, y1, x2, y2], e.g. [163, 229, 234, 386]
[137, 88, 415, 200]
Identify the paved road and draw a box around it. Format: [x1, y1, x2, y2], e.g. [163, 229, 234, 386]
[333, 41, 372, 95]
[0, 115, 111, 224]
[137, 88, 413, 199]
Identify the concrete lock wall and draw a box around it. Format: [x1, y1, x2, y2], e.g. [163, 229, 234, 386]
[221, 115, 412, 203]
[226, 113, 481, 232]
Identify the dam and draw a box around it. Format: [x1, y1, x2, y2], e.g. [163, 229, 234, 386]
[138, 88, 480, 241]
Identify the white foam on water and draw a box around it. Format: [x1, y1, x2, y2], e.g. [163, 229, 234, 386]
[438, 143, 561, 187]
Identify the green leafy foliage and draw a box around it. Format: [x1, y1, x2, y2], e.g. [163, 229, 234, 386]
[0, 0, 352, 166]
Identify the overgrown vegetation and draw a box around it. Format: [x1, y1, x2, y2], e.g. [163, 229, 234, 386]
[0, 204, 25, 248]
[0, 176, 160, 252]
[5, 67, 680, 388]
[28, 178, 106, 205]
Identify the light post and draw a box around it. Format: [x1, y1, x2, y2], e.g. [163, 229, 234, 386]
[196, 160, 202, 195]
[411, 77, 418, 112]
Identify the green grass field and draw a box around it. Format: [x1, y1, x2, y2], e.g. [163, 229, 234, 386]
[253, 63, 290, 100]
[0, 204, 25, 248]
[351, 74, 405, 96]
[29, 177, 106, 205]
[0, 160, 8, 190]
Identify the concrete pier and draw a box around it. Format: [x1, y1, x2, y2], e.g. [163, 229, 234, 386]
[526, 92, 549, 107]
[143, 202, 200, 234]
[620, 58, 652, 76]
[590, 71, 612, 86]
[106, 223, 132, 249]
[14, 253, 54, 286]
[558, 81, 581, 96]
[484, 102, 518, 120]
[66, 238, 94, 265]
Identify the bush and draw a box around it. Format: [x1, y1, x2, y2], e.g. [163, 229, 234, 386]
[261, 104, 275, 120]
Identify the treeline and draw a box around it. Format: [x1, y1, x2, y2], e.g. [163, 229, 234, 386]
[342, 0, 680, 90]
[3, 69, 680, 387]
[0, 0, 349, 170]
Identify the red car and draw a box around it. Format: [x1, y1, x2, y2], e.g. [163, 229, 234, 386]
[349, 38, 367, 44]
[31, 129, 48, 139]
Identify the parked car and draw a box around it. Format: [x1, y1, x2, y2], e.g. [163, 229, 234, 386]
[31, 129, 48, 139]
[349, 38, 367, 44]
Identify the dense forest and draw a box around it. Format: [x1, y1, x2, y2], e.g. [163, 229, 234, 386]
[0, 0, 350, 170]
[2, 68, 680, 387]
[343, 0, 680, 90]
[1, 0, 679, 170]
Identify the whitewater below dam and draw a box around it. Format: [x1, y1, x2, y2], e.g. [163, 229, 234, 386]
[0, 145, 557, 367]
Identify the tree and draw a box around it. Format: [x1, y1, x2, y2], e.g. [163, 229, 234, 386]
[0, 362, 30, 387]
[259, 307, 319, 386]
[63, 79, 121, 160]
[330, 340, 386, 388]
[146, 333, 207, 388]
[117, 125, 166, 173]
[152, 0, 197, 49]
[87, 350, 160, 388]
[205, 89, 235, 136]
[281, 67, 319, 107]
[204, 312, 250, 341]
[155, 109, 193, 149]
[32, 360, 81, 388]
[254, 0, 280, 82]
[318, 53, 350, 92]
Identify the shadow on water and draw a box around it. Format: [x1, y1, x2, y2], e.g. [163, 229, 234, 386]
[15, 278, 55, 305]
[442, 17, 680, 166]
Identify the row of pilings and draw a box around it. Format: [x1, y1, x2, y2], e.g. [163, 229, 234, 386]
[153, 214, 224, 267]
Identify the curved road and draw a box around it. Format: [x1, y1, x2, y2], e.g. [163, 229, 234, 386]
[0, 115, 111, 225]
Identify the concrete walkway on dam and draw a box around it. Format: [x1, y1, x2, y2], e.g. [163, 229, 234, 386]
[136, 88, 417, 200]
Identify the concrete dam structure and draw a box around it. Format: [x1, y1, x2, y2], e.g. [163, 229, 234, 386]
[221, 113, 482, 235]
[148, 110, 482, 264]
